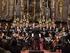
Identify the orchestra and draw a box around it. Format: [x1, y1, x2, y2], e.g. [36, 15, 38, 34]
[0, 21, 70, 53]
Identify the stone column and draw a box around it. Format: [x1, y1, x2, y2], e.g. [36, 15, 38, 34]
[40, 0, 42, 22]
[33, 0, 36, 20]
[45, 0, 50, 20]
[51, 0, 56, 20]
[6, 0, 9, 17]
[27, 0, 29, 20]
[40, 0, 45, 23]
[9, 0, 14, 19]
[55, 0, 58, 20]
[58, 0, 64, 21]
[0, 0, 2, 17]
[63, 0, 69, 21]
[14, 0, 17, 18]
[42, 0, 45, 22]
[20, 0, 24, 18]
[1, 0, 7, 18]
[67, 0, 70, 27]
[15, 0, 21, 18]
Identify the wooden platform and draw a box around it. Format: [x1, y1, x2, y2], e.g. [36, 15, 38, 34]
[21, 50, 62, 53]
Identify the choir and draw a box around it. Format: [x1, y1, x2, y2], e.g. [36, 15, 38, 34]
[0, 21, 70, 53]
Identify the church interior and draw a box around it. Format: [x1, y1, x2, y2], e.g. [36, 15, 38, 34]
[0, 0, 70, 53]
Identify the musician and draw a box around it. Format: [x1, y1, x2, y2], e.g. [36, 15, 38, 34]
[60, 31, 70, 53]
[10, 39, 18, 53]
[42, 27, 46, 37]
[9, 26, 14, 36]
[39, 33, 44, 50]
[16, 35, 24, 53]
[2, 25, 8, 35]
[44, 32, 52, 50]
[48, 23, 52, 33]
[59, 23, 63, 32]
[31, 29, 40, 50]
[31, 33, 35, 49]
[16, 26, 21, 33]
[0, 32, 10, 50]
[0, 23, 2, 32]
[19, 24, 23, 32]
[32, 22, 35, 29]
[61, 27, 67, 37]
[9, 32, 20, 53]
[0, 32, 4, 48]
[53, 33, 62, 52]
[0, 47, 11, 53]
[68, 29, 70, 35]
[10, 24, 16, 33]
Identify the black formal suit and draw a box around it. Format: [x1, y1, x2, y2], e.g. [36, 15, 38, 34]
[10, 37, 18, 53]
[45, 29, 49, 37]
[60, 34, 70, 53]
[33, 28, 40, 39]
[0, 28, 2, 32]
[31, 27, 40, 50]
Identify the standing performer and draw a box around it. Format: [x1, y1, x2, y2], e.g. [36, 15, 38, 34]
[39, 33, 44, 50]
